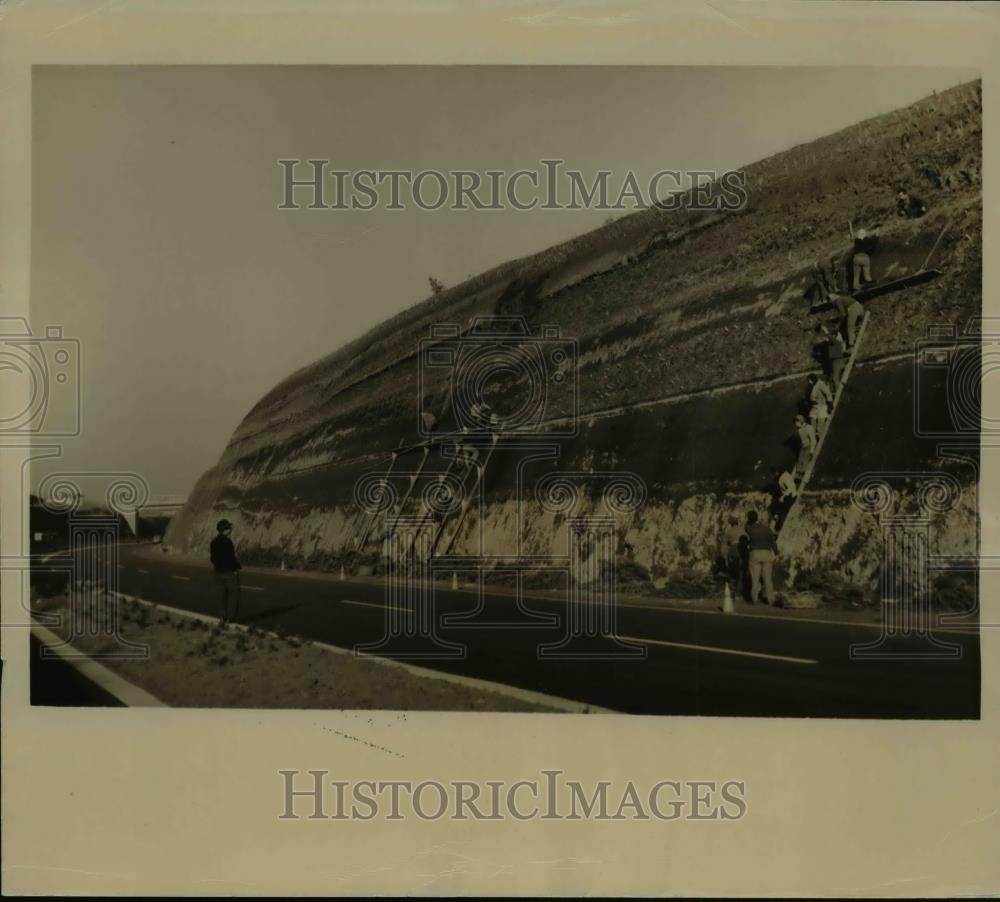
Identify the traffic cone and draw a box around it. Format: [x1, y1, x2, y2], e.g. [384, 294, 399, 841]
[722, 582, 735, 613]
[280, 559, 286, 571]
[451, 572, 458, 590]
[339, 565, 345, 582]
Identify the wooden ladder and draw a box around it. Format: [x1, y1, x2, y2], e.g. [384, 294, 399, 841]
[778, 310, 871, 537]
[430, 434, 500, 558]
[356, 444, 430, 552]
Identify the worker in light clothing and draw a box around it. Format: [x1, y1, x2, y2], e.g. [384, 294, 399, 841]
[851, 226, 878, 291]
[777, 469, 798, 502]
[834, 293, 866, 350]
[807, 373, 834, 433]
[745, 510, 778, 606]
[810, 257, 837, 305]
[209, 518, 241, 626]
[794, 414, 817, 478]
[813, 323, 846, 388]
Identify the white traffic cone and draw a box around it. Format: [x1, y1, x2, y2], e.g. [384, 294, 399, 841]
[722, 582, 735, 613]
[339, 565, 345, 582]
[451, 572, 458, 590]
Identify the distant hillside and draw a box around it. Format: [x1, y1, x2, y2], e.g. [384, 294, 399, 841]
[168, 80, 982, 589]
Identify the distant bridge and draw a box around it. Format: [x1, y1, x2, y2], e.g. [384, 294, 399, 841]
[124, 494, 187, 536]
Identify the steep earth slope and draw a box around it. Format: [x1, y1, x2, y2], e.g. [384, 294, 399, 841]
[167, 80, 982, 591]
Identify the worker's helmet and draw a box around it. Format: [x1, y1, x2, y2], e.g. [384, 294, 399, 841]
[856, 228, 868, 239]
[216, 518, 233, 532]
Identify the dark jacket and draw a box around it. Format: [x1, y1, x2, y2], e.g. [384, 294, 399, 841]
[746, 522, 778, 553]
[210, 534, 241, 572]
[853, 234, 879, 256]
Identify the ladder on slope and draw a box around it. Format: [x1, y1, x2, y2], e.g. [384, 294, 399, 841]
[355, 444, 431, 552]
[777, 310, 871, 536]
[396, 434, 498, 561]
[429, 433, 500, 558]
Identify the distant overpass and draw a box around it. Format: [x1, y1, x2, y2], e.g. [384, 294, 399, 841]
[125, 494, 187, 537]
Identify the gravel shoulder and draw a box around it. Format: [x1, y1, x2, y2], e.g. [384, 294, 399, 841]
[31, 593, 565, 712]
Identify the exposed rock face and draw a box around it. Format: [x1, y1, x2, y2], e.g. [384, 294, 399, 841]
[168, 81, 982, 586]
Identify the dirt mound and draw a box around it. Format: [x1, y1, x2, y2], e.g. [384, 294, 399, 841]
[167, 81, 982, 590]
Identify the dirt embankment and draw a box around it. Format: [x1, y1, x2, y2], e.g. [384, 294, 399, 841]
[167, 80, 982, 589]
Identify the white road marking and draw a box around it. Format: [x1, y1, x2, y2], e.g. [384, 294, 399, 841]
[342, 599, 413, 614]
[171, 575, 191, 582]
[616, 634, 819, 665]
[242, 584, 266, 592]
[114, 592, 610, 713]
[611, 600, 981, 634]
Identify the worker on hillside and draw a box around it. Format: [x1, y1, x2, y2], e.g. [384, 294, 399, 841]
[467, 399, 494, 433]
[209, 518, 241, 626]
[745, 510, 778, 606]
[793, 414, 817, 478]
[721, 514, 746, 599]
[896, 189, 928, 219]
[834, 292, 866, 349]
[810, 257, 838, 305]
[828, 326, 848, 386]
[851, 226, 879, 291]
[457, 441, 481, 467]
[807, 373, 834, 433]
[777, 468, 798, 502]
[768, 467, 798, 532]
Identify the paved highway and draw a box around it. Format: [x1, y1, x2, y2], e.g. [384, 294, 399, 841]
[95, 544, 980, 717]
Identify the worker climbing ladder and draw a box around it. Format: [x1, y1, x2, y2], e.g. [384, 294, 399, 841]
[430, 433, 500, 558]
[396, 433, 499, 561]
[778, 309, 871, 536]
[355, 442, 432, 552]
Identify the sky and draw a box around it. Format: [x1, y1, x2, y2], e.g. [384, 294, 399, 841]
[29, 65, 975, 499]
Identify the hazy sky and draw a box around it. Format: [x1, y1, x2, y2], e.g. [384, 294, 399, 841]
[30, 65, 974, 498]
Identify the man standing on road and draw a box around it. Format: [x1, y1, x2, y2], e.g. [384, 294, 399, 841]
[210, 518, 241, 626]
[721, 514, 746, 599]
[745, 510, 778, 606]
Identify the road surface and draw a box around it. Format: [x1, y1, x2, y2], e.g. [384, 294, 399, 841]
[61, 544, 982, 717]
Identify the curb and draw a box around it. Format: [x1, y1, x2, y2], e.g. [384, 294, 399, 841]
[114, 592, 615, 714]
[30, 621, 165, 708]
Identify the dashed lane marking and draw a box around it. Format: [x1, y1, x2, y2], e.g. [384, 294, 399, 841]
[616, 634, 819, 665]
[342, 599, 413, 614]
